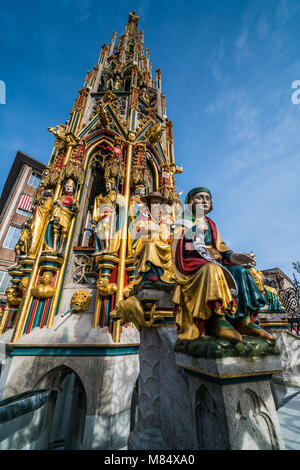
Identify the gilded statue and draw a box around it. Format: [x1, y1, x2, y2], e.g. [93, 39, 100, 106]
[70, 290, 91, 311]
[104, 140, 125, 186]
[133, 191, 175, 290]
[96, 102, 109, 128]
[97, 276, 117, 296]
[28, 189, 54, 256]
[39, 166, 61, 190]
[128, 184, 147, 257]
[104, 68, 123, 92]
[48, 124, 67, 140]
[147, 122, 166, 145]
[248, 268, 285, 312]
[131, 144, 150, 188]
[13, 189, 54, 260]
[111, 296, 159, 329]
[14, 220, 31, 258]
[171, 187, 275, 343]
[111, 68, 123, 91]
[5, 287, 22, 307]
[91, 181, 125, 254]
[44, 179, 79, 255]
[264, 285, 286, 312]
[48, 124, 69, 150]
[48, 124, 78, 148]
[31, 272, 55, 298]
[19, 277, 29, 291]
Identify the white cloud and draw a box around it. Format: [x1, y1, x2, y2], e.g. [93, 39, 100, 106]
[236, 31, 248, 50]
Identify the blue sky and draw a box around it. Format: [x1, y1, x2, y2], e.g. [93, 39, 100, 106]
[0, 0, 299, 281]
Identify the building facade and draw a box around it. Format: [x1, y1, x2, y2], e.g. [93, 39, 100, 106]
[0, 151, 45, 302]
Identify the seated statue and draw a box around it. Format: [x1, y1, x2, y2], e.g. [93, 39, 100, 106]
[263, 285, 285, 312]
[248, 268, 286, 313]
[44, 179, 79, 255]
[133, 191, 175, 291]
[171, 187, 275, 343]
[127, 184, 146, 258]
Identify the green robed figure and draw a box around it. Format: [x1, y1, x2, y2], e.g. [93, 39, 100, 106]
[171, 187, 275, 344]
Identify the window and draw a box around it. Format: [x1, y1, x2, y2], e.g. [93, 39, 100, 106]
[2, 225, 22, 250]
[16, 208, 30, 216]
[28, 172, 41, 188]
[0, 271, 10, 294]
[16, 193, 33, 216]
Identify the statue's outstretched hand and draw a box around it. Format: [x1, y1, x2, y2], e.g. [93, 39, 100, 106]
[55, 200, 63, 208]
[229, 252, 256, 267]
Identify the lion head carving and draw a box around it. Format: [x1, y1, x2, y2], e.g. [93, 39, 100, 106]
[70, 290, 91, 311]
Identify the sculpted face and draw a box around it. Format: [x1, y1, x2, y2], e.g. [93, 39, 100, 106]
[40, 273, 52, 286]
[135, 185, 146, 197]
[148, 197, 162, 223]
[20, 278, 29, 290]
[6, 288, 15, 302]
[98, 278, 108, 288]
[71, 290, 91, 311]
[191, 192, 211, 216]
[64, 181, 75, 195]
[105, 181, 116, 193]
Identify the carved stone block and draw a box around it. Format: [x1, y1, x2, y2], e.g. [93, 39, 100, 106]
[129, 327, 285, 450]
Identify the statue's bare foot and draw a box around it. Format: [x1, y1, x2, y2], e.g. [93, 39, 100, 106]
[211, 317, 242, 344]
[235, 317, 275, 342]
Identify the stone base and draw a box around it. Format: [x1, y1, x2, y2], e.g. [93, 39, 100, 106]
[136, 288, 174, 310]
[129, 327, 285, 450]
[0, 347, 139, 450]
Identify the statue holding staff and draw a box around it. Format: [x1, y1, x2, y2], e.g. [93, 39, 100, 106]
[44, 179, 79, 255]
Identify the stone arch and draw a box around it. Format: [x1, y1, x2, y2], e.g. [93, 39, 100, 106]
[75, 137, 115, 247]
[34, 364, 87, 450]
[145, 149, 161, 192]
[34, 364, 85, 393]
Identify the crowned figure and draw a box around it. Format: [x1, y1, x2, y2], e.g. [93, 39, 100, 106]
[14, 220, 31, 259]
[91, 180, 125, 254]
[133, 191, 175, 290]
[44, 179, 79, 255]
[28, 189, 54, 256]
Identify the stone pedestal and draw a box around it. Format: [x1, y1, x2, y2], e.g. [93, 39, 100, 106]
[128, 328, 169, 450]
[129, 326, 285, 450]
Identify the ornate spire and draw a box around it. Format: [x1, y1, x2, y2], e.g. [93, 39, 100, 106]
[5, 12, 182, 345]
